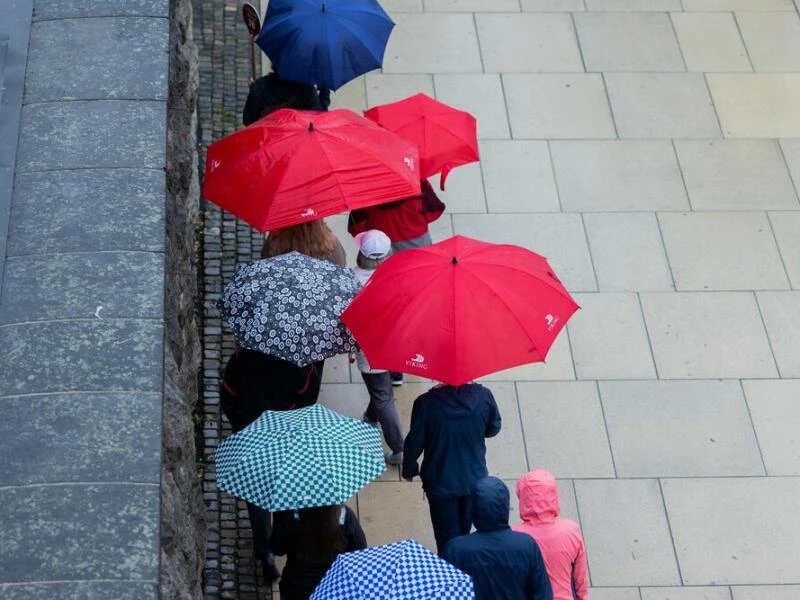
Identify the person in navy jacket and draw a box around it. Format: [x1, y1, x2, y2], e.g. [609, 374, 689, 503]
[441, 477, 553, 600]
[402, 382, 501, 553]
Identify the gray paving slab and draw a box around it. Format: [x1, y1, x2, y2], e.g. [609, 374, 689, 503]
[484, 382, 529, 481]
[683, 0, 794, 8]
[6, 169, 165, 255]
[586, 0, 681, 8]
[517, 381, 615, 478]
[366, 74, 434, 107]
[640, 292, 778, 379]
[476, 13, 583, 73]
[0, 484, 159, 583]
[576, 478, 681, 586]
[779, 139, 800, 196]
[659, 212, 790, 291]
[707, 74, 800, 138]
[0, 581, 158, 600]
[672, 12, 751, 73]
[600, 380, 764, 477]
[25, 17, 168, 103]
[768, 211, 800, 289]
[452, 213, 598, 292]
[32, 0, 168, 20]
[522, 0, 585, 9]
[675, 140, 798, 211]
[756, 291, 800, 377]
[0, 392, 161, 485]
[479, 140, 559, 212]
[434, 74, 510, 139]
[382, 13, 482, 73]
[606, 74, 721, 139]
[16, 100, 166, 172]
[574, 12, 684, 72]
[0, 252, 164, 323]
[736, 11, 800, 72]
[503, 74, 616, 139]
[589, 590, 642, 600]
[583, 213, 674, 292]
[731, 586, 800, 600]
[641, 588, 731, 600]
[662, 477, 800, 584]
[423, 0, 520, 10]
[742, 379, 800, 476]
[0, 320, 163, 396]
[568, 293, 657, 380]
[550, 141, 689, 212]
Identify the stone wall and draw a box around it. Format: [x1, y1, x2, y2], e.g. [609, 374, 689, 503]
[161, 0, 205, 598]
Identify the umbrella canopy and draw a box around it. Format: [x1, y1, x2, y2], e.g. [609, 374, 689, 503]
[215, 404, 386, 511]
[364, 93, 479, 190]
[257, 0, 394, 91]
[203, 109, 421, 232]
[219, 252, 361, 366]
[311, 539, 475, 599]
[341, 235, 579, 385]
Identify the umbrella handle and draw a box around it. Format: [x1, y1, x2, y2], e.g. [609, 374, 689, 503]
[250, 37, 258, 83]
[440, 164, 453, 191]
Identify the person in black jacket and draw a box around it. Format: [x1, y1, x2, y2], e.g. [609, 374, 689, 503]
[270, 504, 367, 600]
[242, 69, 328, 126]
[441, 477, 553, 600]
[219, 348, 325, 583]
[402, 383, 501, 553]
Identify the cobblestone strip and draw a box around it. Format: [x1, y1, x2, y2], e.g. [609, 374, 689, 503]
[193, 0, 271, 598]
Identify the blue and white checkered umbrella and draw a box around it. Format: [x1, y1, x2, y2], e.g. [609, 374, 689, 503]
[218, 251, 361, 366]
[311, 539, 475, 599]
[215, 404, 385, 511]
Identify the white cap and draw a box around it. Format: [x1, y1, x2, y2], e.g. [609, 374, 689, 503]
[355, 229, 391, 260]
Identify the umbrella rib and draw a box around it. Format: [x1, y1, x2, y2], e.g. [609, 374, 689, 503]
[457, 264, 551, 358]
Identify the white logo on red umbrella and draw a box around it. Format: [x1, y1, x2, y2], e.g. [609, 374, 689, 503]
[211, 159, 222, 170]
[300, 208, 317, 218]
[545, 314, 559, 331]
[406, 353, 428, 370]
[404, 156, 415, 170]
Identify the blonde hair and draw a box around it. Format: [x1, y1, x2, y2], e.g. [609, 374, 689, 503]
[262, 219, 335, 260]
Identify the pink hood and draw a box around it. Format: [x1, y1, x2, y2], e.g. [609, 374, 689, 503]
[516, 469, 560, 525]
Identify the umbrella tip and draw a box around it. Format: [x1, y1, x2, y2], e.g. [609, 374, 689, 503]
[322, 2, 326, 11]
[308, 121, 314, 131]
[451, 256, 458, 265]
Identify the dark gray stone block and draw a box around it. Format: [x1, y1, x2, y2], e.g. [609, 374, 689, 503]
[0, 320, 163, 396]
[0, 252, 164, 323]
[16, 100, 166, 172]
[7, 169, 165, 255]
[25, 18, 168, 104]
[0, 392, 161, 485]
[0, 581, 157, 600]
[33, 0, 168, 21]
[0, 484, 159, 583]
[0, 167, 11, 291]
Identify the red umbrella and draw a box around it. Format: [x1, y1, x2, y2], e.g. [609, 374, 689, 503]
[202, 109, 421, 232]
[364, 93, 478, 190]
[341, 236, 579, 386]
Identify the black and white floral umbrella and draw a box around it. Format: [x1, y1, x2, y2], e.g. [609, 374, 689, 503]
[219, 252, 361, 366]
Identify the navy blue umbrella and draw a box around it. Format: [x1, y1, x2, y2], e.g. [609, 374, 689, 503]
[257, 0, 394, 91]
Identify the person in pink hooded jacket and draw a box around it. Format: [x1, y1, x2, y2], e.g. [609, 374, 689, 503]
[513, 469, 589, 600]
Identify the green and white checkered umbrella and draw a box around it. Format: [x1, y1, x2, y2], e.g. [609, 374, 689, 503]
[214, 404, 386, 511]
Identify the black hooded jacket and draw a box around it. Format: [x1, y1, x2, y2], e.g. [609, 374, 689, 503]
[441, 477, 553, 600]
[242, 72, 325, 126]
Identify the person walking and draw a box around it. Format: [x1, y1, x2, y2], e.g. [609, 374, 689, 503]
[270, 504, 367, 600]
[262, 218, 347, 267]
[347, 179, 445, 387]
[441, 477, 553, 600]
[350, 229, 405, 465]
[513, 469, 588, 600]
[219, 348, 325, 583]
[243, 68, 326, 126]
[401, 382, 501, 553]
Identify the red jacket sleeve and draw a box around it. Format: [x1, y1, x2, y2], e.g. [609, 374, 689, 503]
[573, 535, 589, 600]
